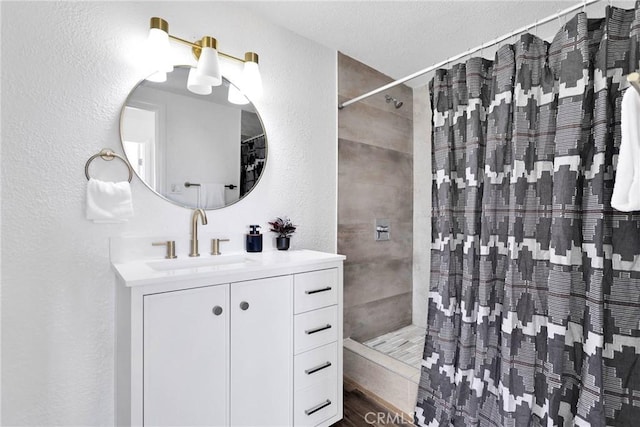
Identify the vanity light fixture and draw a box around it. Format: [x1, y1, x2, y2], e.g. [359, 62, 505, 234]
[146, 18, 174, 82]
[241, 52, 263, 98]
[187, 67, 213, 96]
[193, 36, 222, 87]
[146, 17, 263, 99]
[226, 52, 262, 105]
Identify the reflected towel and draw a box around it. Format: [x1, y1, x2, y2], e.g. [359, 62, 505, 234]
[612, 88, 640, 211]
[86, 178, 134, 223]
[201, 183, 225, 209]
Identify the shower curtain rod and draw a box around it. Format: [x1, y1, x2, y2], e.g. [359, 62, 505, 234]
[338, 0, 601, 110]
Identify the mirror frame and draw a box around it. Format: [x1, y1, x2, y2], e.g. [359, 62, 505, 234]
[119, 66, 268, 210]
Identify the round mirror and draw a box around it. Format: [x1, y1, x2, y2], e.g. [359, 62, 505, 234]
[120, 66, 267, 210]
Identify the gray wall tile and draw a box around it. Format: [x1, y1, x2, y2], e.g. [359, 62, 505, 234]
[338, 53, 413, 122]
[345, 293, 413, 341]
[344, 259, 413, 308]
[338, 221, 412, 264]
[339, 97, 413, 155]
[338, 181, 413, 225]
[338, 52, 414, 343]
[413, 85, 432, 328]
[339, 139, 413, 191]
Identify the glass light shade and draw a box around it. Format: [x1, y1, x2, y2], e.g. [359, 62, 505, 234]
[242, 61, 263, 98]
[228, 84, 249, 105]
[187, 67, 212, 95]
[147, 27, 173, 73]
[196, 47, 222, 87]
[146, 70, 167, 83]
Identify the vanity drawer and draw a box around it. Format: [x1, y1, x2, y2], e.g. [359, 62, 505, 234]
[294, 269, 338, 314]
[294, 306, 338, 354]
[294, 342, 337, 391]
[294, 378, 338, 427]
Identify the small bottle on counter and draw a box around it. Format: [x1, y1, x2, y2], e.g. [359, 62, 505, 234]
[246, 225, 263, 252]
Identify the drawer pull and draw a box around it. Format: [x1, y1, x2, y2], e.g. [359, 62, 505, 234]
[305, 324, 332, 335]
[305, 286, 332, 295]
[305, 399, 332, 416]
[305, 361, 332, 375]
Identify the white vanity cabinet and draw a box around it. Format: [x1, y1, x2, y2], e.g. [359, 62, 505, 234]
[229, 276, 293, 426]
[143, 285, 229, 426]
[143, 276, 292, 426]
[114, 250, 344, 427]
[293, 269, 340, 427]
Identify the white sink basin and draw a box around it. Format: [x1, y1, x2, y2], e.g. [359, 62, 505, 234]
[147, 255, 255, 271]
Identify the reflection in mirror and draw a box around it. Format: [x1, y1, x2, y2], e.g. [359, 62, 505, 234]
[120, 66, 267, 210]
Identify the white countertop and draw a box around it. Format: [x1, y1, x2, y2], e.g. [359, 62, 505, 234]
[112, 249, 345, 288]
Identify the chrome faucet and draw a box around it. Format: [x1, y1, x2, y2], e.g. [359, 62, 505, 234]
[189, 208, 208, 257]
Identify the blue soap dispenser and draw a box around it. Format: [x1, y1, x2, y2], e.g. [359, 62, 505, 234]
[246, 225, 263, 252]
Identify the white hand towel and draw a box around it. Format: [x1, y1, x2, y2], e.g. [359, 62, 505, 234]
[86, 178, 134, 223]
[612, 88, 640, 212]
[200, 183, 226, 209]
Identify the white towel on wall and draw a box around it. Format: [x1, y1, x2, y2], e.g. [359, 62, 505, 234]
[200, 183, 225, 209]
[612, 88, 640, 212]
[86, 178, 134, 223]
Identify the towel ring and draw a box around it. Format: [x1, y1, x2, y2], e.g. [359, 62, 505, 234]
[85, 148, 133, 183]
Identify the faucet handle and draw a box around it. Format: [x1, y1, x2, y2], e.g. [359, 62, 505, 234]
[152, 241, 177, 259]
[211, 238, 230, 256]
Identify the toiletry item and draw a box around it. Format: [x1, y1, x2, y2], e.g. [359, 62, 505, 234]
[246, 225, 263, 252]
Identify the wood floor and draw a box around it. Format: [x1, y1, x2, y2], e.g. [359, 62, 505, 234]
[334, 387, 413, 427]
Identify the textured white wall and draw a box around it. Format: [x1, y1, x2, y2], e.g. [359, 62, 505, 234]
[1, 1, 336, 424]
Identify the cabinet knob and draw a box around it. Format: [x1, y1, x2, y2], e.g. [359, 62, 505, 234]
[239, 301, 250, 311]
[212, 306, 223, 316]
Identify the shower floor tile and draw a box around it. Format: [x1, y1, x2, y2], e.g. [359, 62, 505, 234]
[363, 325, 426, 369]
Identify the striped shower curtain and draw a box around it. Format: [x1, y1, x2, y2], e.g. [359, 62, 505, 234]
[416, 6, 640, 427]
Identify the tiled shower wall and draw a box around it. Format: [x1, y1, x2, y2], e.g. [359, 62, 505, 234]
[338, 53, 413, 342]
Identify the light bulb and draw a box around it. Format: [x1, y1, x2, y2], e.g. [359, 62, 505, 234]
[242, 58, 262, 98]
[195, 37, 222, 87]
[147, 27, 173, 73]
[187, 67, 212, 95]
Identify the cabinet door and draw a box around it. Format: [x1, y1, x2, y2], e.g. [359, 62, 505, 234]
[230, 276, 293, 426]
[144, 285, 229, 427]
